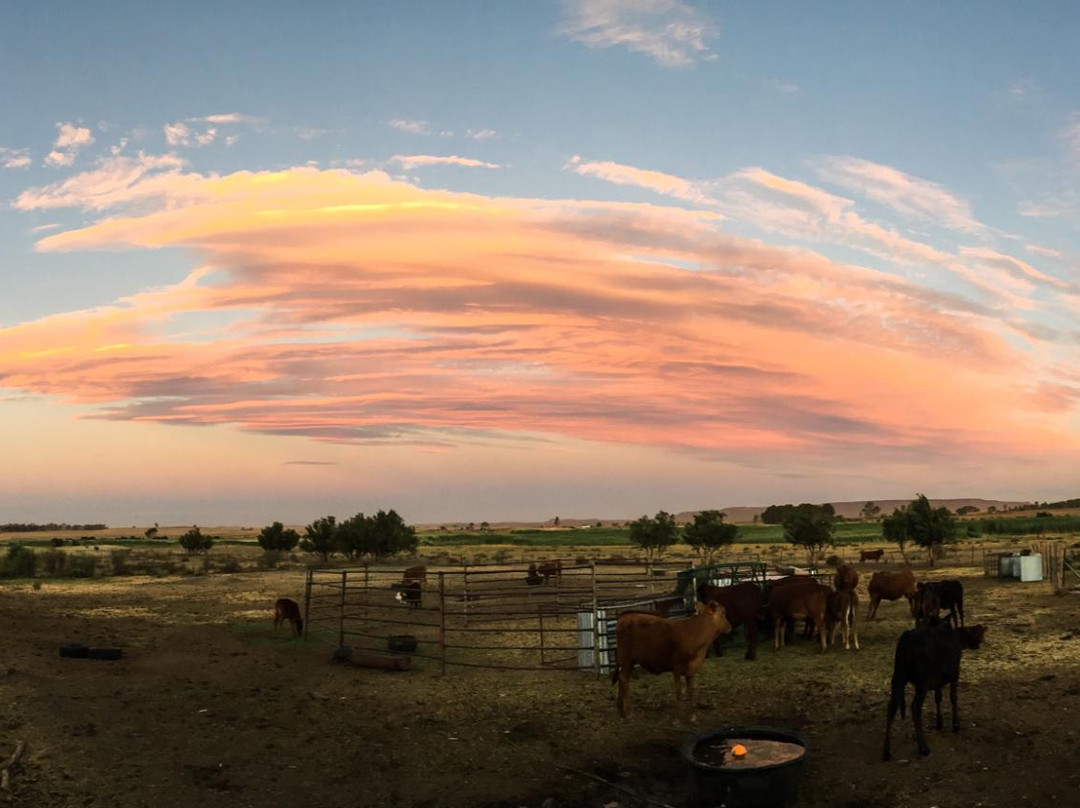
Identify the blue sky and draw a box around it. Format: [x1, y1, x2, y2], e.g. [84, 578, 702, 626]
[1, 1, 1078, 524]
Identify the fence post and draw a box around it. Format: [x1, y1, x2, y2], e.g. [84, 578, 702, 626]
[539, 606, 546, 666]
[303, 566, 313, 640]
[439, 571, 447, 676]
[591, 562, 600, 678]
[338, 569, 347, 648]
[463, 563, 470, 625]
[363, 564, 369, 618]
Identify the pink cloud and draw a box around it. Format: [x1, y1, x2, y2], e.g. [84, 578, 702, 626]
[390, 154, 501, 170]
[1, 166, 1076, 471]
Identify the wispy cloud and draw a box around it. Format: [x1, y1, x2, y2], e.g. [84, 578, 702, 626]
[388, 118, 431, 135]
[199, 112, 263, 125]
[466, 128, 499, 140]
[0, 146, 31, 169]
[3, 165, 1074, 469]
[44, 122, 94, 167]
[14, 152, 188, 211]
[560, 0, 717, 67]
[815, 156, 984, 234]
[390, 155, 502, 170]
[568, 155, 718, 205]
[764, 78, 800, 94]
[163, 121, 217, 147]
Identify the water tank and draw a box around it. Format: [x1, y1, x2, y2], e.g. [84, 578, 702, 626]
[1019, 554, 1043, 582]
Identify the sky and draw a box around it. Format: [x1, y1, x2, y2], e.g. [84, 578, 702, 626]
[1, 1, 1079, 526]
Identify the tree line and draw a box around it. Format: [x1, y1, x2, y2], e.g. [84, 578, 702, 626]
[0, 523, 108, 533]
[255, 510, 417, 561]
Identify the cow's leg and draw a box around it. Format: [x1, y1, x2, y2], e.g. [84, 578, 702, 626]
[685, 674, 698, 724]
[911, 685, 930, 756]
[672, 671, 685, 702]
[617, 667, 631, 718]
[816, 614, 827, 652]
[934, 686, 944, 730]
[883, 688, 901, 762]
[850, 603, 860, 651]
[950, 679, 960, 732]
[957, 597, 964, 628]
[866, 595, 879, 621]
[744, 617, 757, 661]
[773, 617, 784, 650]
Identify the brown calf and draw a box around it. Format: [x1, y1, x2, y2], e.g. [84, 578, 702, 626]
[274, 598, 304, 636]
[860, 548, 885, 563]
[826, 589, 860, 650]
[403, 565, 427, 586]
[769, 582, 828, 652]
[537, 559, 562, 583]
[834, 564, 859, 593]
[611, 601, 732, 721]
[867, 570, 917, 620]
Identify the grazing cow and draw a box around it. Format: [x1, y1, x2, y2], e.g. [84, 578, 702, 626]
[883, 620, 987, 761]
[866, 570, 918, 620]
[273, 598, 304, 636]
[611, 601, 732, 721]
[834, 564, 859, 593]
[860, 548, 886, 563]
[826, 589, 860, 650]
[696, 581, 763, 661]
[768, 581, 828, 652]
[537, 559, 563, 583]
[394, 581, 422, 609]
[403, 565, 427, 586]
[919, 580, 965, 627]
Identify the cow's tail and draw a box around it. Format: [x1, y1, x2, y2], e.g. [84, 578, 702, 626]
[610, 661, 620, 686]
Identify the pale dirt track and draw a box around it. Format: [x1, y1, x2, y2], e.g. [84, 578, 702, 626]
[1, 563, 1079, 808]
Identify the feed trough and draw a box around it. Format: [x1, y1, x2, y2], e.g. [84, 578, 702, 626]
[387, 634, 418, 653]
[682, 726, 807, 808]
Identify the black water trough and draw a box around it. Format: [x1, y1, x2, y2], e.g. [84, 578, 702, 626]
[682, 726, 807, 808]
[387, 635, 418, 653]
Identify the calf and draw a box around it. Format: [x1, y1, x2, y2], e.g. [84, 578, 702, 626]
[834, 564, 859, 593]
[826, 589, 859, 650]
[912, 582, 942, 625]
[273, 598, 304, 636]
[768, 581, 828, 652]
[403, 564, 427, 586]
[697, 581, 762, 661]
[394, 581, 422, 609]
[920, 580, 965, 627]
[866, 570, 917, 620]
[611, 601, 732, 721]
[537, 559, 562, 583]
[883, 621, 987, 761]
[860, 548, 885, 563]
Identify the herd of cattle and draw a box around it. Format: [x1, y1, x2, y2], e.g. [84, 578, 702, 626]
[612, 564, 988, 761]
[275, 555, 990, 761]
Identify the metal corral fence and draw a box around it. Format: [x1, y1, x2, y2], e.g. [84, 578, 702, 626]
[303, 561, 768, 674]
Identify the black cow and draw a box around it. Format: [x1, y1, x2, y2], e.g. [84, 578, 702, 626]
[394, 581, 422, 609]
[883, 621, 986, 761]
[919, 580, 965, 627]
[696, 581, 763, 661]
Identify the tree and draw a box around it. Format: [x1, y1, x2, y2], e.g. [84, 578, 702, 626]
[368, 509, 417, 558]
[882, 507, 911, 563]
[300, 515, 337, 561]
[480, 521, 491, 532]
[628, 510, 679, 564]
[860, 501, 881, 521]
[178, 525, 213, 554]
[782, 504, 834, 566]
[956, 505, 979, 516]
[334, 513, 371, 559]
[144, 526, 158, 539]
[906, 494, 956, 566]
[760, 504, 795, 525]
[682, 510, 738, 565]
[258, 521, 300, 552]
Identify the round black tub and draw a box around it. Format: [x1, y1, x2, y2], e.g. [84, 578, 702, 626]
[682, 726, 807, 808]
[387, 635, 418, 653]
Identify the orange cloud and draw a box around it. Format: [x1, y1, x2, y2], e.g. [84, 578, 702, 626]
[2, 165, 1077, 473]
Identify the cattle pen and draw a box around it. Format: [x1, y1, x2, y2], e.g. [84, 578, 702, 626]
[302, 561, 767, 674]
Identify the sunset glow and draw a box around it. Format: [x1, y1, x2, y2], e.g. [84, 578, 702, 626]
[2, 2, 1078, 523]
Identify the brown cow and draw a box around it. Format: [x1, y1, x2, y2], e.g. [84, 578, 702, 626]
[826, 589, 860, 650]
[403, 565, 427, 586]
[611, 601, 732, 721]
[769, 575, 819, 639]
[769, 582, 828, 652]
[537, 559, 562, 583]
[697, 581, 762, 661]
[913, 582, 942, 625]
[860, 548, 886, 563]
[273, 598, 304, 636]
[867, 570, 918, 620]
[834, 564, 859, 593]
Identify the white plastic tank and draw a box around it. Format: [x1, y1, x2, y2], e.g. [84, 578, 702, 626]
[1019, 554, 1043, 582]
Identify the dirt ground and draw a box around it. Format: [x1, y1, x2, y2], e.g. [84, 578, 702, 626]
[2, 560, 1079, 808]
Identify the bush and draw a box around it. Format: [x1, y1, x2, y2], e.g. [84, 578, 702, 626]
[0, 544, 38, 579]
[51, 537, 65, 548]
[42, 549, 67, 576]
[219, 558, 241, 574]
[66, 554, 98, 578]
[257, 522, 300, 552]
[110, 549, 132, 575]
[257, 550, 284, 570]
[178, 526, 213, 554]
